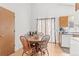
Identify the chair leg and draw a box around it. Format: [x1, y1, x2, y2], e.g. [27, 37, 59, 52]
[40, 49, 43, 56]
[41, 51, 43, 56]
[46, 49, 49, 56]
[41, 50, 45, 56]
[22, 50, 25, 56]
[22, 52, 24, 56]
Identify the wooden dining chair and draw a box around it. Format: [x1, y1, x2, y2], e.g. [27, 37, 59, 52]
[20, 36, 35, 56]
[38, 32, 44, 37]
[40, 35, 50, 56]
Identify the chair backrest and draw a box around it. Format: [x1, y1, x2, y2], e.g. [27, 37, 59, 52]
[38, 32, 44, 37]
[20, 36, 30, 51]
[41, 35, 50, 43]
[40, 35, 50, 49]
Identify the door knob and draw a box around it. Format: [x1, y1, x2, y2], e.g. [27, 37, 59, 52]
[0, 35, 3, 38]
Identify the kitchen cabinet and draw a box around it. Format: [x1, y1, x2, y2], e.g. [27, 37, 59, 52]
[59, 16, 68, 27]
[73, 11, 79, 32]
[74, 11, 79, 25]
[61, 34, 72, 48]
[70, 37, 79, 56]
[75, 3, 79, 11]
[68, 10, 79, 32]
[68, 15, 74, 28]
[68, 15, 75, 32]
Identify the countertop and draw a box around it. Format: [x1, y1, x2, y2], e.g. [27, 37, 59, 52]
[73, 37, 79, 42]
[61, 32, 79, 35]
[59, 32, 79, 42]
[73, 33, 79, 41]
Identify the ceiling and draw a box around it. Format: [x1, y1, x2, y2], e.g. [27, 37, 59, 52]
[56, 3, 75, 7]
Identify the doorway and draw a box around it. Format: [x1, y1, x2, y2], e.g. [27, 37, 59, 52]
[37, 18, 56, 43]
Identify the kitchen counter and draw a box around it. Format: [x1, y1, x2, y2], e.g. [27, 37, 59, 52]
[70, 36, 79, 56]
[61, 32, 79, 36]
[63, 32, 79, 42]
[73, 37, 79, 42]
[59, 32, 79, 48]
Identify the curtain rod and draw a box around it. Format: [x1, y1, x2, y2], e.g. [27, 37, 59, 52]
[34, 17, 55, 20]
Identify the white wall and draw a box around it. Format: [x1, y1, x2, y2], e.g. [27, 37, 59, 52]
[31, 3, 75, 31]
[31, 3, 75, 42]
[0, 3, 32, 51]
[31, 3, 75, 19]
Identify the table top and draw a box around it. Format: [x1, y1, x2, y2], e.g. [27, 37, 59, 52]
[25, 34, 42, 41]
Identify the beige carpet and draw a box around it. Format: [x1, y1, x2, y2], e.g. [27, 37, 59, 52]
[10, 43, 69, 56]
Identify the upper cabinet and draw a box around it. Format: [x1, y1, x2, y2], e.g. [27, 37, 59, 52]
[59, 16, 68, 27]
[75, 3, 79, 11]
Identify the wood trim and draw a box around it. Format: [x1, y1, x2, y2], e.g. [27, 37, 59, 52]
[75, 3, 79, 11]
[0, 7, 14, 14]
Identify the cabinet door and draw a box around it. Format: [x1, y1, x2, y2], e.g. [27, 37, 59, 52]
[73, 11, 79, 32]
[0, 7, 15, 56]
[75, 3, 79, 11]
[59, 16, 68, 27]
[61, 35, 71, 47]
[70, 39, 79, 56]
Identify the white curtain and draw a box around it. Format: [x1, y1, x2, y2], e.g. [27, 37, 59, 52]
[38, 20, 41, 33]
[37, 18, 55, 43]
